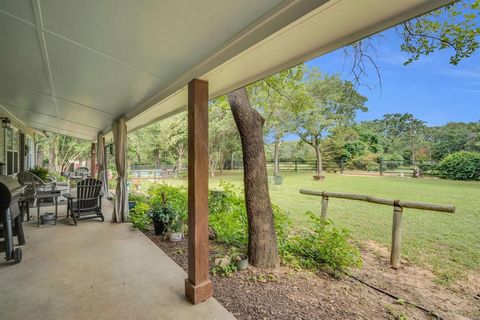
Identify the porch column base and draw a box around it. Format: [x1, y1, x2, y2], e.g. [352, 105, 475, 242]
[185, 278, 212, 304]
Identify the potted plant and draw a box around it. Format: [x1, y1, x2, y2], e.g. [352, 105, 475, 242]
[128, 193, 146, 210]
[148, 205, 174, 235]
[168, 217, 183, 241]
[235, 254, 249, 270]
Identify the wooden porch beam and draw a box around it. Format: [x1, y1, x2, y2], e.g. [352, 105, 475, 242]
[90, 143, 97, 178]
[185, 79, 212, 304]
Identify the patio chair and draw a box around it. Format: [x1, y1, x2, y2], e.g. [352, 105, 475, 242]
[17, 171, 56, 210]
[65, 178, 104, 226]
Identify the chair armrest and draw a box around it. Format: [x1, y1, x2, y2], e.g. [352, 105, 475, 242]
[63, 193, 75, 199]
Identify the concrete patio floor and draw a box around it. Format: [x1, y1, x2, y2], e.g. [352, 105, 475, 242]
[0, 200, 235, 320]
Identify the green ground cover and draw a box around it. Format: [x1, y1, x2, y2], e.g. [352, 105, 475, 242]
[137, 171, 480, 282]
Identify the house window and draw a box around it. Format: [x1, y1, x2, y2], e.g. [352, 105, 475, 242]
[5, 128, 19, 175]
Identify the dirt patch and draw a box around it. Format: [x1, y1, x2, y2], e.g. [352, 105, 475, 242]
[354, 241, 480, 320]
[146, 231, 479, 320]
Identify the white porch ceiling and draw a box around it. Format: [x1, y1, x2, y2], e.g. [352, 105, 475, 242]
[0, 0, 452, 141]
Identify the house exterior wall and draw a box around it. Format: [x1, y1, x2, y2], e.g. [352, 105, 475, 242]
[0, 109, 36, 175]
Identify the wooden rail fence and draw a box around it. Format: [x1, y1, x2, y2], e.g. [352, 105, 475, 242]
[299, 189, 455, 269]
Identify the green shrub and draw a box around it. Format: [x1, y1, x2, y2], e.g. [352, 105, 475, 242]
[148, 183, 187, 221]
[28, 166, 50, 181]
[382, 153, 404, 170]
[208, 182, 291, 250]
[436, 151, 480, 180]
[209, 182, 248, 247]
[129, 202, 151, 231]
[132, 181, 361, 276]
[211, 263, 237, 277]
[348, 153, 379, 171]
[418, 163, 436, 175]
[49, 172, 67, 182]
[283, 212, 362, 277]
[128, 193, 147, 203]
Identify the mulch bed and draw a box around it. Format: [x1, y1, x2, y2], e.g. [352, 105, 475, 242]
[145, 230, 479, 320]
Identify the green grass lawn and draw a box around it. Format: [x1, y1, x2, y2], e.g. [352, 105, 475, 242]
[138, 171, 480, 282]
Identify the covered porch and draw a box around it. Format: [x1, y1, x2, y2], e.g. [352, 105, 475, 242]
[0, 0, 453, 317]
[0, 200, 234, 320]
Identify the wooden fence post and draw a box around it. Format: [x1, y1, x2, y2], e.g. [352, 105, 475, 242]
[390, 203, 403, 269]
[321, 195, 329, 221]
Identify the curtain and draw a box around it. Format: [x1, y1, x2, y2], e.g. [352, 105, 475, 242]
[96, 132, 109, 198]
[112, 117, 128, 222]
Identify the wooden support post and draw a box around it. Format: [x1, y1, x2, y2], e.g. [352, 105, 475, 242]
[19, 132, 25, 172]
[90, 143, 97, 178]
[185, 79, 212, 304]
[321, 195, 329, 221]
[390, 203, 403, 269]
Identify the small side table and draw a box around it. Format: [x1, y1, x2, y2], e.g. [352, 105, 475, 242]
[35, 191, 61, 227]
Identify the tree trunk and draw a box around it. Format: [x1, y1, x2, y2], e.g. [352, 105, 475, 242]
[230, 153, 235, 170]
[219, 154, 225, 174]
[177, 148, 183, 171]
[315, 145, 323, 176]
[273, 137, 280, 176]
[155, 152, 160, 169]
[228, 87, 279, 268]
[209, 158, 216, 178]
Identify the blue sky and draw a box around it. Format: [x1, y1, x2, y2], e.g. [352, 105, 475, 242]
[306, 28, 480, 126]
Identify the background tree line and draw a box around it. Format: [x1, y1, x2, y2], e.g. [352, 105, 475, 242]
[126, 66, 480, 176]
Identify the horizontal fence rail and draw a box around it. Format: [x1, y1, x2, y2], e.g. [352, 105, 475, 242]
[299, 190, 455, 213]
[299, 189, 455, 269]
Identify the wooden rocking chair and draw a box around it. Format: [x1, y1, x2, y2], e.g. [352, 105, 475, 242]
[65, 178, 104, 226]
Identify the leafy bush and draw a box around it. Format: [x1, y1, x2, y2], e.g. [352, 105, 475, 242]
[283, 212, 362, 277]
[348, 153, 379, 171]
[129, 202, 151, 231]
[436, 151, 480, 180]
[208, 182, 291, 250]
[147, 186, 186, 233]
[130, 181, 361, 276]
[210, 182, 360, 275]
[129, 193, 147, 204]
[49, 172, 67, 182]
[211, 263, 237, 277]
[382, 153, 405, 170]
[148, 183, 187, 221]
[209, 182, 248, 247]
[28, 166, 50, 181]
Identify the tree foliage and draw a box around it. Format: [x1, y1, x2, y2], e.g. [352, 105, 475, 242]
[249, 65, 306, 175]
[293, 70, 367, 175]
[400, 0, 480, 65]
[36, 133, 90, 173]
[209, 97, 240, 177]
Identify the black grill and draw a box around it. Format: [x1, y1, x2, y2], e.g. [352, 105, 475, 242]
[0, 176, 25, 264]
